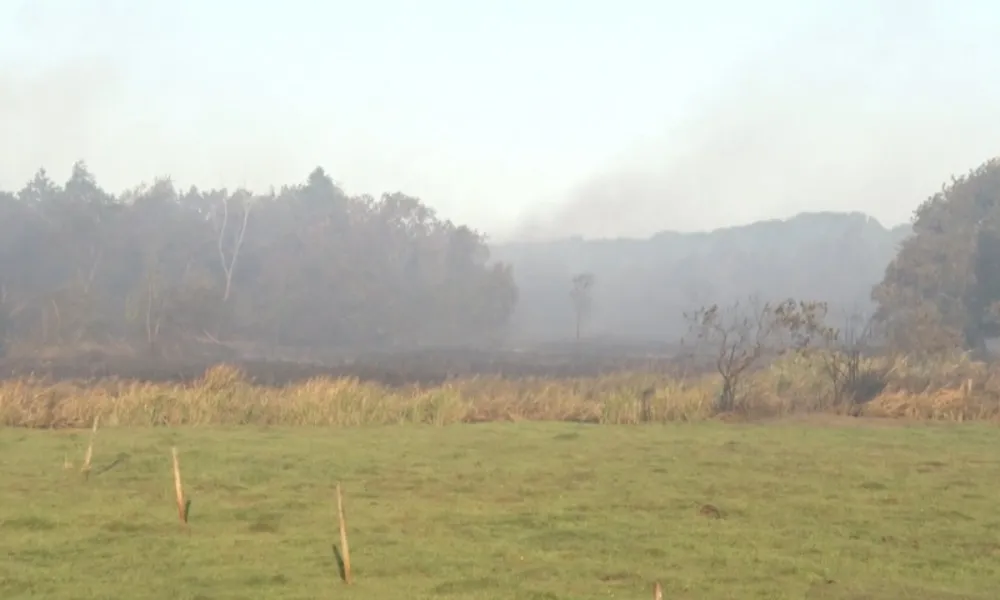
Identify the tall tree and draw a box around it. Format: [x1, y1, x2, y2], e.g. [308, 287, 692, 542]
[873, 157, 1000, 355]
[0, 165, 519, 359]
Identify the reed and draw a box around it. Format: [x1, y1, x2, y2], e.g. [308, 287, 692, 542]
[0, 353, 998, 428]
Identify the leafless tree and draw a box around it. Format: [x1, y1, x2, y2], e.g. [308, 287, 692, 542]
[570, 273, 595, 342]
[684, 296, 829, 413]
[213, 191, 252, 303]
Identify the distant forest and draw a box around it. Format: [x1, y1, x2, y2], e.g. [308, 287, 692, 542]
[2, 158, 1000, 360]
[0, 163, 516, 359]
[496, 212, 911, 342]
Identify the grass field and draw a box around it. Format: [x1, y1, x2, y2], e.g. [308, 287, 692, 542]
[1, 421, 998, 599]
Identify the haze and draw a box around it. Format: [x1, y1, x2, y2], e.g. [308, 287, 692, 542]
[2, 0, 999, 241]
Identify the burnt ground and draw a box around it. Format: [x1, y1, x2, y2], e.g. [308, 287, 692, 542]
[0, 344, 704, 387]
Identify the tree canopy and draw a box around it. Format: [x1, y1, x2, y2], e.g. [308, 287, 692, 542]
[873, 157, 1000, 355]
[0, 163, 517, 359]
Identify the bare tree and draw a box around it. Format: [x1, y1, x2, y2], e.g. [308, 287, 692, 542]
[213, 191, 252, 303]
[684, 296, 829, 413]
[570, 273, 595, 342]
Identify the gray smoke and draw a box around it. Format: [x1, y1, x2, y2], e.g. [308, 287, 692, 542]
[0, 57, 125, 190]
[512, 2, 1000, 241]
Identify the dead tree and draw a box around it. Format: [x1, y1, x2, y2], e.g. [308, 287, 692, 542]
[684, 296, 828, 413]
[213, 191, 251, 303]
[570, 273, 595, 342]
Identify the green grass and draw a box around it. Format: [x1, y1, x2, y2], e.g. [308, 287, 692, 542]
[1, 421, 999, 599]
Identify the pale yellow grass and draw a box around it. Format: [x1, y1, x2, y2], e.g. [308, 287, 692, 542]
[1, 352, 999, 428]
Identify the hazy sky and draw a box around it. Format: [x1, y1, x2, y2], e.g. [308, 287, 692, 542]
[2, 0, 999, 240]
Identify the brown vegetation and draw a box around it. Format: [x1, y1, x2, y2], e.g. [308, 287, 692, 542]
[1, 352, 998, 429]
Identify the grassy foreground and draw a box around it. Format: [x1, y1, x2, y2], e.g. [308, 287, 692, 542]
[1, 422, 998, 599]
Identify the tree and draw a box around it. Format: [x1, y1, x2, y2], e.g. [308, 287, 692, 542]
[209, 189, 252, 304]
[873, 157, 1000, 356]
[570, 273, 594, 341]
[684, 296, 828, 413]
[0, 164, 520, 359]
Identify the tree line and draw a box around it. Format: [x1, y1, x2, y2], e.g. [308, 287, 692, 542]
[0, 163, 517, 359]
[678, 156, 1000, 411]
[1, 155, 998, 364]
[670, 156, 1000, 363]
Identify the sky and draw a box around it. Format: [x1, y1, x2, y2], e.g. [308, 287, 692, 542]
[2, 0, 999, 241]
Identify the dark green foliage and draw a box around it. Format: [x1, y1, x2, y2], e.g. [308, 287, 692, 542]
[873, 157, 1000, 354]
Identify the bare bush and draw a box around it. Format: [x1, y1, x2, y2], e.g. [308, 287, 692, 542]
[817, 310, 889, 411]
[683, 296, 828, 413]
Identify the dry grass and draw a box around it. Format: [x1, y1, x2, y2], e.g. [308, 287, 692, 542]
[1, 352, 1000, 428]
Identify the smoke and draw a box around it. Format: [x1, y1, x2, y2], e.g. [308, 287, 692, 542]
[0, 0, 130, 192]
[4, 2, 999, 236]
[0, 57, 127, 191]
[513, 3, 1000, 241]
[0, 2, 311, 196]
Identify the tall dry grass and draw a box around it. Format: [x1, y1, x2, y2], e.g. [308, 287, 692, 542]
[1, 352, 999, 428]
